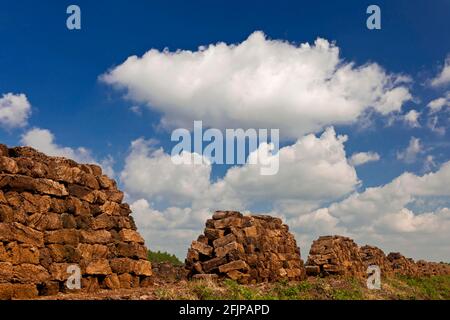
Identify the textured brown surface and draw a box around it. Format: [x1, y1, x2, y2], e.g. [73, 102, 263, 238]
[305, 236, 364, 277]
[185, 211, 305, 284]
[415, 260, 450, 277]
[305, 235, 450, 278]
[387, 252, 419, 276]
[359, 245, 393, 276]
[0, 145, 151, 299]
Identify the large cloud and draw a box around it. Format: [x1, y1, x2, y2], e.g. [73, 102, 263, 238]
[0, 93, 31, 129]
[101, 31, 411, 138]
[21, 128, 115, 177]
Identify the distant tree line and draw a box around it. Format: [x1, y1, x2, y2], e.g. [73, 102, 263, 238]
[147, 250, 183, 266]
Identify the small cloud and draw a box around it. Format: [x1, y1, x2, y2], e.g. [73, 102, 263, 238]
[130, 105, 142, 115]
[427, 115, 446, 135]
[393, 74, 413, 85]
[403, 109, 421, 128]
[0, 93, 32, 129]
[349, 151, 380, 166]
[423, 155, 437, 172]
[431, 55, 450, 87]
[397, 137, 422, 163]
[427, 92, 450, 114]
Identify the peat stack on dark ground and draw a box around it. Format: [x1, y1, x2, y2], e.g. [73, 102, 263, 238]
[0, 145, 152, 299]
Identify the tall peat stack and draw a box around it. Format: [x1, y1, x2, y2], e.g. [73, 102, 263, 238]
[185, 211, 305, 284]
[0, 145, 152, 299]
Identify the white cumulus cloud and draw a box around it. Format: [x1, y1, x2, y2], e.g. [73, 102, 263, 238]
[298, 161, 450, 260]
[0, 93, 32, 129]
[349, 151, 380, 166]
[403, 109, 421, 127]
[427, 92, 450, 113]
[121, 138, 212, 207]
[397, 137, 422, 163]
[216, 127, 359, 212]
[431, 56, 450, 87]
[101, 31, 411, 138]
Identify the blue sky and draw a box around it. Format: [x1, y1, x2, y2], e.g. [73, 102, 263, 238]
[1, 0, 450, 260]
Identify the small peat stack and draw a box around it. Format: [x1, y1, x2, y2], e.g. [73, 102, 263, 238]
[387, 252, 419, 276]
[185, 211, 305, 284]
[305, 236, 450, 278]
[305, 236, 364, 277]
[416, 260, 450, 277]
[0, 145, 152, 299]
[359, 245, 393, 276]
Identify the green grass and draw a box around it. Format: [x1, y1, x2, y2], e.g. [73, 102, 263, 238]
[196, 277, 365, 300]
[154, 275, 450, 300]
[269, 279, 314, 300]
[192, 283, 222, 300]
[223, 279, 263, 299]
[330, 278, 364, 300]
[331, 288, 364, 300]
[398, 275, 450, 299]
[147, 250, 183, 266]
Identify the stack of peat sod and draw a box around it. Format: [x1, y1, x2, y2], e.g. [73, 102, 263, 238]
[305, 236, 450, 278]
[185, 211, 305, 284]
[359, 245, 393, 276]
[304, 235, 364, 277]
[415, 260, 450, 277]
[0, 145, 152, 299]
[387, 252, 419, 276]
